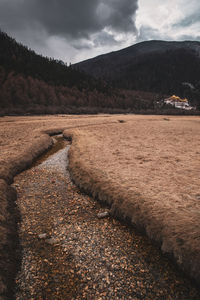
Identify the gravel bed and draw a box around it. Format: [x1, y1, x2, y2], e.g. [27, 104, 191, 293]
[13, 143, 200, 299]
[37, 146, 70, 174]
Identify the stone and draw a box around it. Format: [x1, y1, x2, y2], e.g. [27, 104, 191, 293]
[97, 211, 110, 219]
[46, 237, 59, 245]
[38, 233, 47, 239]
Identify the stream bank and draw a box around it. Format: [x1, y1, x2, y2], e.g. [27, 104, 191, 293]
[12, 136, 200, 299]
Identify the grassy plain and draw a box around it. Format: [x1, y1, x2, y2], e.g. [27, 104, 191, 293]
[0, 114, 200, 294]
[64, 115, 200, 282]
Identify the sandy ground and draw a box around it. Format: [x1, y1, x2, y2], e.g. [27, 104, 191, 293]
[0, 114, 200, 297]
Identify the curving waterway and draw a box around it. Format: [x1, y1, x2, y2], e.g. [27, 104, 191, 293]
[13, 135, 200, 299]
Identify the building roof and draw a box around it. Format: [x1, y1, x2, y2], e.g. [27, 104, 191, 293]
[165, 95, 188, 103]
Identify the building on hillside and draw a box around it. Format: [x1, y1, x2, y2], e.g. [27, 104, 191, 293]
[164, 95, 194, 110]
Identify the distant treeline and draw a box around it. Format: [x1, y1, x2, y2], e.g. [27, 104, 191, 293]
[0, 66, 161, 115]
[0, 30, 199, 115]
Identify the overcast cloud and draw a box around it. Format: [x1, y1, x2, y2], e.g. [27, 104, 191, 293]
[136, 0, 200, 42]
[0, 0, 200, 63]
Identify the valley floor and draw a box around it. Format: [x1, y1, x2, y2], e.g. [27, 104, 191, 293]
[0, 114, 200, 297]
[14, 140, 199, 299]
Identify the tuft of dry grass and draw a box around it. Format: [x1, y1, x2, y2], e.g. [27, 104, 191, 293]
[0, 114, 117, 183]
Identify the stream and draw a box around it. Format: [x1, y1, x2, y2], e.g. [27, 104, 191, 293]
[13, 135, 200, 299]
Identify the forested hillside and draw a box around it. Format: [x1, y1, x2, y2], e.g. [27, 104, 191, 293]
[75, 40, 200, 109]
[0, 30, 102, 90]
[0, 31, 160, 115]
[0, 31, 199, 115]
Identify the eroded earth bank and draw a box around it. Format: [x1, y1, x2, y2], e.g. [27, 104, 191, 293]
[14, 136, 200, 299]
[0, 115, 200, 298]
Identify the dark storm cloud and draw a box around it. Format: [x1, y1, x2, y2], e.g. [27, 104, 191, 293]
[97, 0, 138, 32]
[93, 31, 119, 47]
[71, 40, 93, 50]
[0, 0, 138, 38]
[29, 0, 101, 38]
[0, 0, 139, 63]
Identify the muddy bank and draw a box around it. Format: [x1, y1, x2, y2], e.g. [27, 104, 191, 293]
[0, 133, 52, 185]
[0, 116, 117, 298]
[0, 114, 119, 298]
[0, 179, 19, 299]
[0, 129, 66, 299]
[0, 114, 199, 297]
[14, 138, 200, 299]
[64, 128, 200, 285]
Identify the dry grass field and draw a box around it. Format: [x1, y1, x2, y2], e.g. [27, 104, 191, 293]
[64, 115, 200, 284]
[0, 114, 200, 295]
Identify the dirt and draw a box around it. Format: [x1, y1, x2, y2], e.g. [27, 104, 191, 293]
[0, 114, 200, 296]
[13, 138, 200, 299]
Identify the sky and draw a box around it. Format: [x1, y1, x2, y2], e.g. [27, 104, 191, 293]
[0, 0, 200, 63]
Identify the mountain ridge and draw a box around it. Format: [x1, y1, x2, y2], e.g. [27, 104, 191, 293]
[0, 30, 163, 115]
[74, 40, 200, 109]
[75, 40, 200, 76]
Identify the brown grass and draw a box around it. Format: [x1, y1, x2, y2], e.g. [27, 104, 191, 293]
[64, 115, 200, 284]
[0, 114, 118, 298]
[0, 114, 117, 183]
[0, 114, 200, 295]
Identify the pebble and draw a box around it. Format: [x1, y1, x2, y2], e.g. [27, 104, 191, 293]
[46, 238, 59, 245]
[97, 211, 110, 219]
[38, 233, 47, 239]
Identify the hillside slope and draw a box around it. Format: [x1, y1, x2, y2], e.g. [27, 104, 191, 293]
[0, 31, 159, 115]
[75, 40, 200, 108]
[0, 30, 100, 90]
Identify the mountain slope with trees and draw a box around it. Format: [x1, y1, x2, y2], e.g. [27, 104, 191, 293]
[0, 31, 199, 115]
[0, 31, 161, 115]
[75, 40, 200, 109]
